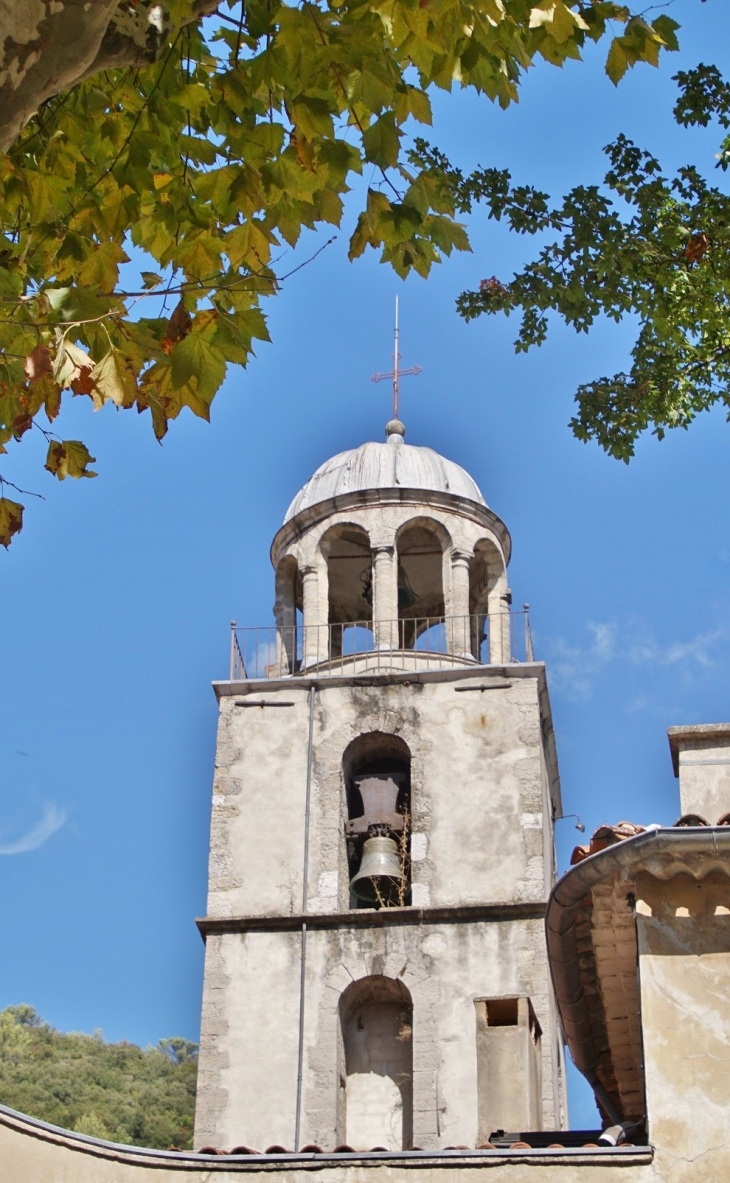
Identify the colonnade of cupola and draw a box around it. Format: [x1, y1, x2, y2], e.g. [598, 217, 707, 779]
[268, 448, 513, 675]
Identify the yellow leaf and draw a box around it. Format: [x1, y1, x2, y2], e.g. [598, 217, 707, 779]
[0, 497, 23, 548]
[94, 349, 138, 408]
[53, 340, 95, 392]
[44, 440, 97, 481]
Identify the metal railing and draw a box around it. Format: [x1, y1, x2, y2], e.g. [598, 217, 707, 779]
[228, 609, 535, 681]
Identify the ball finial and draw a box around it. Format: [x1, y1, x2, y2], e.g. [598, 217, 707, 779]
[385, 418, 406, 440]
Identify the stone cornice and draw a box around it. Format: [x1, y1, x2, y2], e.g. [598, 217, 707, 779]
[196, 900, 547, 940]
[667, 722, 730, 776]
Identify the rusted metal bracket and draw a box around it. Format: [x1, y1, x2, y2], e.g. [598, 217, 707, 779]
[345, 773, 406, 836]
[234, 700, 295, 708]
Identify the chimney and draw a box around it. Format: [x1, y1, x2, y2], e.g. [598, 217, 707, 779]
[667, 724, 730, 823]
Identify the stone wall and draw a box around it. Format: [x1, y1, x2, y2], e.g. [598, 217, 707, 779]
[205, 668, 559, 924]
[195, 666, 564, 1149]
[195, 914, 554, 1152]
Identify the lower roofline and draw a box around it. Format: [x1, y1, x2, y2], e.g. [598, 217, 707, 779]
[0, 1101, 653, 1171]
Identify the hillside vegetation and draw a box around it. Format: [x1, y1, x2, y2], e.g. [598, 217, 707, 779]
[0, 1005, 197, 1149]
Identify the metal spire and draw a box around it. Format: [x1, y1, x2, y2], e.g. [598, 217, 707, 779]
[371, 296, 422, 424]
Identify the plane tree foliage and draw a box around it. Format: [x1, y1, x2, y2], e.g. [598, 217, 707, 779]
[0, 1005, 197, 1149]
[448, 61, 730, 461]
[0, 0, 678, 544]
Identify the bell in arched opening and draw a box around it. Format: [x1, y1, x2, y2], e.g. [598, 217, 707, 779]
[397, 562, 418, 612]
[359, 562, 417, 613]
[349, 828, 405, 905]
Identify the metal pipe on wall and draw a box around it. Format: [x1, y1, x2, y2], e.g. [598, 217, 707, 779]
[294, 685, 316, 1151]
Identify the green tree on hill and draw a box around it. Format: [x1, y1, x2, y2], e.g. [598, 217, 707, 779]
[0, 1005, 197, 1151]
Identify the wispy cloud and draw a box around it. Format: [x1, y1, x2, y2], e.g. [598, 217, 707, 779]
[546, 620, 729, 700]
[587, 621, 617, 662]
[0, 804, 67, 855]
[629, 629, 726, 670]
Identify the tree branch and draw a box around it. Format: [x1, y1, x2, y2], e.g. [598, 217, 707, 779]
[0, 0, 220, 153]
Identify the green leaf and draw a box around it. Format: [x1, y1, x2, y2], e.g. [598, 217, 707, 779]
[140, 272, 164, 290]
[396, 87, 433, 126]
[77, 242, 129, 291]
[44, 287, 117, 322]
[651, 15, 680, 52]
[289, 97, 335, 140]
[45, 440, 98, 480]
[170, 334, 227, 404]
[0, 497, 23, 547]
[362, 114, 402, 169]
[606, 39, 629, 85]
[177, 235, 222, 280]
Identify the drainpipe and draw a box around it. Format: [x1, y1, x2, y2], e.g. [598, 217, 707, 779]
[294, 685, 316, 1151]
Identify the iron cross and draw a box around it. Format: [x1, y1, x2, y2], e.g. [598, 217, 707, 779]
[371, 296, 422, 421]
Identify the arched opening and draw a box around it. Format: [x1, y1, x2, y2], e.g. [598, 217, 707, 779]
[468, 542, 493, 663]
[343, 733, 411, 909]
[340, 976, 413, 1151]
[273, 555, 302, 675]
[470, 539, 508, 663]
[320, 524, 373, 659]
[396, 519, 448, 652]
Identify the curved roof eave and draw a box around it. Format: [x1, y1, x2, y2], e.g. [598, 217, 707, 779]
[546, 826, 730, 1124]
[270, 486, 512, 569]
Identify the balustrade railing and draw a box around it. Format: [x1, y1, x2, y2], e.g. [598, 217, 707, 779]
[228, 609, 534, 681]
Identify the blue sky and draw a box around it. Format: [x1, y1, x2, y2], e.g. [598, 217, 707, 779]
[1, 0, 729, 1132]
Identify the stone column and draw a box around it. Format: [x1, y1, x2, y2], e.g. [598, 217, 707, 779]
[301, 563, 327, 667]
[488, 575, 511, 665]
[372, 545, 398, 649]
[447, 550, 472, 658]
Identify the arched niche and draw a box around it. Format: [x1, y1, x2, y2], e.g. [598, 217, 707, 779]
[343, 733, 411, 910]
[339, 975, 413, 1150]
[319, 523, 373, 659]
[396, 517, 450, 651]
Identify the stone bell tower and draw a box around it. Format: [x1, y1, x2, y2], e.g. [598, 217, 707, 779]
[194, 415, 567, 1152]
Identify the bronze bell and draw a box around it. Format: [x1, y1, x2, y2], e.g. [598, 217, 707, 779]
[349, 834, 404, 904]
[397, 562, 418, 612]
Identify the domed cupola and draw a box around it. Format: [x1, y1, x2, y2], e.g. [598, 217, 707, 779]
[266, 417, 514, 677]
[284, 419, 487, 523]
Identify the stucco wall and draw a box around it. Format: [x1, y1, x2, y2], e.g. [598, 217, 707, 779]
[0, 1106, 655, 1183]
[196, 667, 564, 1149]
[677, 742, 730, 822]
[205, 670, 559, 921]
[195, 916, 556, 1151]
[637, 870, 730, 1182]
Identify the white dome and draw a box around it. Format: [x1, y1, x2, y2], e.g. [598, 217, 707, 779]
[284, 431, 486, 523]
